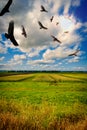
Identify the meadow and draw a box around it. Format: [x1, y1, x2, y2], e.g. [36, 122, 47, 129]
[0, 72, 87, 130]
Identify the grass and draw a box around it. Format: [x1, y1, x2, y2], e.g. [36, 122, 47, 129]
[0, 72, 87, 129]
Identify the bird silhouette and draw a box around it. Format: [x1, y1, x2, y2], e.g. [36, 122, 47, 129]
[21, 25, 27, 38]
[56, 22, 59, 25]
[51, 35, 62, 44]
[64, 31, 69, 33]
[38, 21, 48, 30]
[68, 50, 79, 56]
[40, 5, 48, 12]
[0, 0, 12, 16]
[5, 20, 19, 46]
[50, 16, 54, 22]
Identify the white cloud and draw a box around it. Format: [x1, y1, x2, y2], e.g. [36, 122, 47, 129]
[0, 0, 83, 53]
[13, 54, 26, 61]
[43, 45, 80, 60]
[0, 56, 5, 61]
[68, 56, 80, 63]
[0, 44, 7, 53]
[73, 66, 87, 71]
[0, 0, 86, 71]
[27, 59, 54, 65]
[71, 0, 81, 7]
[8, 54, 26, 66]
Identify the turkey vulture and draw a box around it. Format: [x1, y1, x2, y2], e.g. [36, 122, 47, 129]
[40, 5, 48, 12]
[0, 0, 12, 16]
[64, 31, 69, 33]
[38, 21, 48, 30]
[21, 25, 27, 38]
[5, 20, 19, 46]
[50, 16, 54, 22]
[68, 50, 79, 56]
[51, 35, 61, 44]
[56, 22, 59, 25]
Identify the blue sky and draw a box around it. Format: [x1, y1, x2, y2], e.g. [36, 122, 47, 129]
[0, 0, 87, 71]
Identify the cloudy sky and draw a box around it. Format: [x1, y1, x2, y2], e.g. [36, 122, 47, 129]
[0, 0, 87, 71]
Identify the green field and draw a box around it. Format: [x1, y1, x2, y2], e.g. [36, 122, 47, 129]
[0, 72, 87, 130]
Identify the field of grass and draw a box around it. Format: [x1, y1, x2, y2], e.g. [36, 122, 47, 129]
[0, 72, 87, 130]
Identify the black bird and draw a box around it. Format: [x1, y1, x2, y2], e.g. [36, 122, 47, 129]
[5, 20, 19, 46]
[40, 5, 48, 12]
[64, 31, 69, 33]
[51, 35, 62, 44]
[0, 0, 12, 16]
[38, 21, 48, 30]
[68, 50, 79, 56]
[21, 25, 27, 38]
[50, 16, 54, 22]
[56, 22, 59, 25]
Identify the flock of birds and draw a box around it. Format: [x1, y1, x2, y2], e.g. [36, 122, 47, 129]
[0, 0, 79, 57]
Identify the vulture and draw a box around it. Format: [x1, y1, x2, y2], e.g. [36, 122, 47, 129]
[50, 16, 54, 22]
[21, 25, 27, 38]
[56, 22, 59, 25]
[40, 5, 48, 12]
[38, 21, 48, 30]
[51, 35, 61, 44]
[0, 0, 12, 16]
[68, 50, 80, 56]
[5, 20, 19, 46]
[64, 31, 69, 33]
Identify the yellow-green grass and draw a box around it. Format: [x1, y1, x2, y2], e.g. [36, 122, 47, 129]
[0, 99, 87, 130]
[0, 73, 34, 81]
[60, 73, 87, 80]
[0, 72, 86, 82]
[0, 72, 87, 129]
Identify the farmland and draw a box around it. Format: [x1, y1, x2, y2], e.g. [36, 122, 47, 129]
[0, 72, 87, 130]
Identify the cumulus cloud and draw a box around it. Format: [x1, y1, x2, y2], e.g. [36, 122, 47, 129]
[0, 44, 7, 53]
[27, 59, 54, 65]
[8, 54, 26, 66]
[0, 0, 83, 52]
[0, 0, 86, 71]
[68, 56, 80, 63]
[43, 45, 80, 60]
[71, 0, 81, 7]
[73, 66, 87, 71]
[0, 56, 5, 61]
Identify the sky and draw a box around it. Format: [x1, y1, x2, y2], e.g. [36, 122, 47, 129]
[0, 0, 87, 71]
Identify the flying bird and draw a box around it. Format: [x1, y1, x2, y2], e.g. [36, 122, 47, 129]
[5, 20, 19, 46]
[64, 31, 69, 33]
[40, 5, 48, 12]
[21, 25, 27, 38]
[0, 0, 12, 16]
[68, 50, 80, 56]
[51, 35, 62, 44]
[56, 22, 59, 25]
[38, 21, 48, 30]
[50, 16, 54, 22]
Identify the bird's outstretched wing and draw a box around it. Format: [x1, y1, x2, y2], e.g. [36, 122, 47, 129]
[41, 5, 44, 10]
[8, 20, 14, 35]
[40, 5, 48, 12]
[56, 22, 59, 25]
[5, 20, 19, 46]
[10, 36, 19, 46]
[51, 35, 61, 43]
[50, 16, 54, 22]
[21, 25, 27, 38]
[38, 21, 48, 30]
[68, 50, 79, 56]
[0, 0, 12, 16]
[64, 31, 69, 33]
